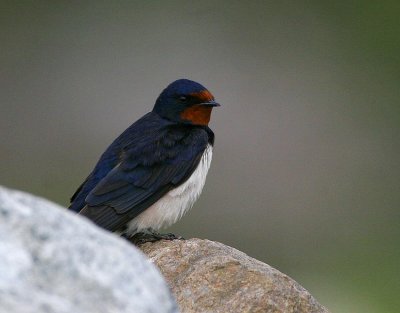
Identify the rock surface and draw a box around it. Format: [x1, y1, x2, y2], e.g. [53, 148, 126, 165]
[0, 186, 178, 313]
[139, 239, 329, 313]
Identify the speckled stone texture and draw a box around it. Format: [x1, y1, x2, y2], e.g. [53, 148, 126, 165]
[139, 238, 329, 313]
[0, 186, 178, 313]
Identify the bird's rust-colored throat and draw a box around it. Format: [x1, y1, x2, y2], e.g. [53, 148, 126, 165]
[180, 90, 216, 126]
[181, 105, 213, 126]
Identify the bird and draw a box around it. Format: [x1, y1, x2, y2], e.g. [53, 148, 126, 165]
[69, 79, 220, 243]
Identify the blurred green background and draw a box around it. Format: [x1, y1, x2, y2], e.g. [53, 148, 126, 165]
[2, 1, 399, 312]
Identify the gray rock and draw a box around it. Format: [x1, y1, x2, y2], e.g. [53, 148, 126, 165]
[0, 186, 178, 313]
[139, 239, 329, 313]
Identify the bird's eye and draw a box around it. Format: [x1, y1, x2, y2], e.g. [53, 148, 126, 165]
[179, 96, 187, 102]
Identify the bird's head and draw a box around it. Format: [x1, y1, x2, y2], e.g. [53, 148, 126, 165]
[153, 79, 220, 126]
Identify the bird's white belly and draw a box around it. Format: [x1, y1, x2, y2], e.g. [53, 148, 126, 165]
[126, 144, 213, 234]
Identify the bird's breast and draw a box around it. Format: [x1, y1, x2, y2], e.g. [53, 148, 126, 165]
[126, 144, 213, 234]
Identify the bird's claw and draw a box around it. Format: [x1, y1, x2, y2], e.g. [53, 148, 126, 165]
[125, 231, 184, 245]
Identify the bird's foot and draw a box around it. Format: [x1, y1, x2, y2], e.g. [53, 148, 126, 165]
[125, 230, 184, 245]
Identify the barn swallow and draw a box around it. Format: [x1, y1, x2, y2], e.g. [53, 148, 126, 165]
[69, 79, 219, 242]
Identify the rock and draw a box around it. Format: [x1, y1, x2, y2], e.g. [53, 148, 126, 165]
[0, 186, 178, 313]
[139, 239, 329, 313]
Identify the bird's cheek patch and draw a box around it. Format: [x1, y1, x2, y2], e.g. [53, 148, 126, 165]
[180, 105, 212, 126]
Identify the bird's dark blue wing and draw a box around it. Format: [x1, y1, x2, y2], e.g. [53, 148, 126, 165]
[78, 124, 210, 232]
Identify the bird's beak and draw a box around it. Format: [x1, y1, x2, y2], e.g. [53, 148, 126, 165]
[200, 100, 221, 107]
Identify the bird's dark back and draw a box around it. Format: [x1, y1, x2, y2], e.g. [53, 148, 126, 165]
[69, 111, 214, 213]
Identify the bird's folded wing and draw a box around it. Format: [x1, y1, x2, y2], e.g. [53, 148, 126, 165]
[79, 129, 208, 231]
